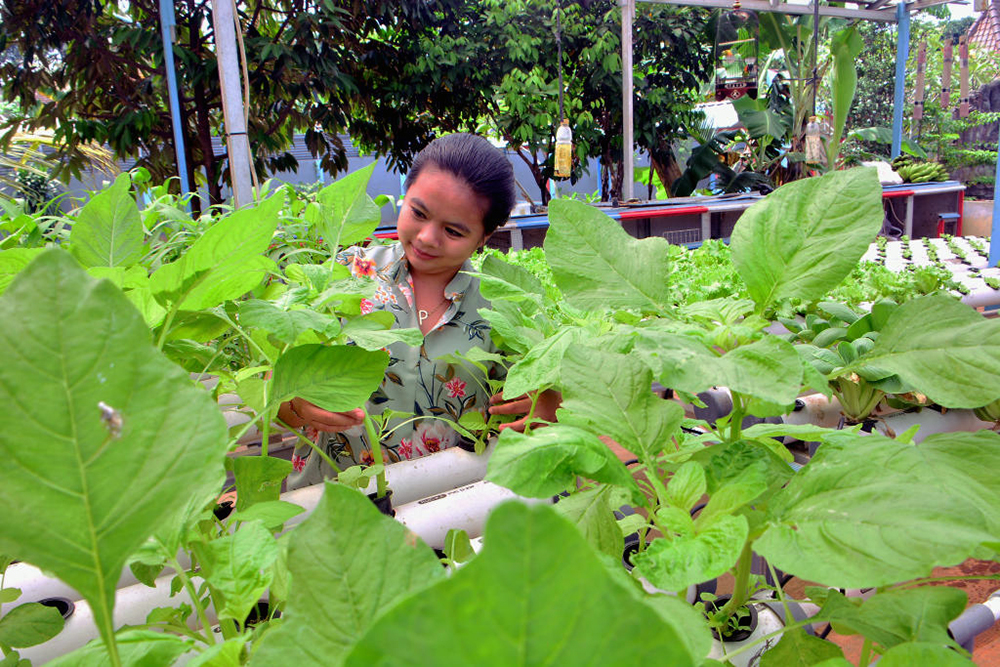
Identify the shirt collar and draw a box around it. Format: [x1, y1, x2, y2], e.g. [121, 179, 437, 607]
[390, 243, 475, 302]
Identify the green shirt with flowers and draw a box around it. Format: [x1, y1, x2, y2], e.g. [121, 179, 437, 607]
[286, 242, 503, 489]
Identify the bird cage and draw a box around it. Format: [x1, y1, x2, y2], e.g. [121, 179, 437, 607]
[714, 1, 759, 102]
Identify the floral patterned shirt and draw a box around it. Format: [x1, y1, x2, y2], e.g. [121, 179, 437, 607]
[286, 242, 503, 489]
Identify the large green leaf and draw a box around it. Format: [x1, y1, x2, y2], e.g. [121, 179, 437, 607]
[477, 253, 548, 303]
[859, 294, 1000, 408]
[819, 587, 965, 650]
[486, 426, 643, 503]
[632, 514, 747, 592]
[233, 456, 293, 512]
[731, 168, 883, 310]
[545, 198, 673, 313]
[45, 629, 194, 667]
[641, 334, 803, 407]
[552, 486, 624, 559]
[249, 483, 445, 665]
[306, 163, 381, 251]
[755, 430, 1000, 587]
[759, 629, 844, 667]
[0, 603, 64, 648]
[344, 503, 700, 666]
[69, 173, 143, 268]
[271, 344, 389, 412]
[827, 27, 864, 168]
[194, 520, 278, 623]
[238, 300, 336, 346]
[876, 642, 970, 666]
[150, 193, 282, 310]
[0, 247, 43, 295]
[733, 95, 790, 140]
[558, 347, 684, 457]
[0, 249, 228, 650]
[341, 317, 423, 351]
[503, 326, 588, 398]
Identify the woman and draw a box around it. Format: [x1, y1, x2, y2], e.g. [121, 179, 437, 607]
[279, 133, 546, 485]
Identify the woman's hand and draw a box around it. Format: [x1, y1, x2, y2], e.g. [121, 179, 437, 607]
[488, 388, 562, 433]
[278, 397, 365, 433]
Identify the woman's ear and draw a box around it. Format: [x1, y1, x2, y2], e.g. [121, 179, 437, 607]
[479, 232, 493, 250]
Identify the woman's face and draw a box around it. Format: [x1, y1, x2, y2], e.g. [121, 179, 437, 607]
[397, 167, 490, 279]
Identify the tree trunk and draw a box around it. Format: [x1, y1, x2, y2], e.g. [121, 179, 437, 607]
[650, 147, 682, 198]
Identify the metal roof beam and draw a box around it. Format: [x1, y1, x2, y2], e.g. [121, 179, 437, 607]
[639, 0, 899, 21]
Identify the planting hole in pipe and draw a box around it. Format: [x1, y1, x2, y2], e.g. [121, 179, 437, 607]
[244, 600, 280, 629]
[214, 500, 235, 521]
[368, 489, 395, 517]
[38, 597, 75, 620]
[704, 595, 758, 643]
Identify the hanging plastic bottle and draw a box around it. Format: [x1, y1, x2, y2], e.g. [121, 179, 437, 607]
[554, 119, 573, 179]
[805, 116, 826, 166]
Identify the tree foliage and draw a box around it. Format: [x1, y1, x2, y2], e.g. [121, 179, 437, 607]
[0, 0, 712, 207]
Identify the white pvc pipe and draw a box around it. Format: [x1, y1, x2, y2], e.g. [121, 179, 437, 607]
[785, 393, 994, 442]
[360, 442, 493, 506]
[782, 393, 844, 429]
[394, 480, 550, 550]
[873, 407, 994, 441]
[17, 574, 213, 666]
[706, 603, 785, 667]
[18, 472, 530, 662]
[8, 445, 495, 609]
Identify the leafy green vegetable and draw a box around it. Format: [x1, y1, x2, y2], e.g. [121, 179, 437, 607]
[344, 503, 700, 666]
[732, 167, 883, 310]
[0, 249, 228, 656]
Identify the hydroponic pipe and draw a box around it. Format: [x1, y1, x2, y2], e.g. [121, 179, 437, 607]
[688, 390, 993, 443]
[17, 479, 532, 662]
[361, 442, 494, 506]
[17, 574, 213, 666]
[7, 445, 495, 607]
[948, 589, 1000, 653]
[393, 480, 550, 550]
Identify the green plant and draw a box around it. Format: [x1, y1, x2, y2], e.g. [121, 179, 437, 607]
[477, 166, 1000, 661]
[5, 165, 1000, 666]
[0, 163, 433, 663]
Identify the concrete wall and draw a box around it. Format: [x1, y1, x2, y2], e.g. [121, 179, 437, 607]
[55, 134, 651, 225]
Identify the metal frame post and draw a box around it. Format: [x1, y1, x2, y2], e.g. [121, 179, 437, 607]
[158, 0, 191, 197]
[989, 138, 1000, 266]
[211, 0, 254, 208]
[891, 1, 910, 158]
[622, 0, 635, 201]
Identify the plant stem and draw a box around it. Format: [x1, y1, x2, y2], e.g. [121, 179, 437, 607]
[719, 541, 754, 622]
[278, 419, 341, 474]
[167, 556, 215, 645]
[363, 414, 387, 498]
[260, 381, 270, 457]
[155, 303, 180, 351]
[858, 637, 874, 666]
[728, 391, 746, 443]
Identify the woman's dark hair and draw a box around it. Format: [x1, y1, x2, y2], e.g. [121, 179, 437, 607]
[404, 133, 516, 235]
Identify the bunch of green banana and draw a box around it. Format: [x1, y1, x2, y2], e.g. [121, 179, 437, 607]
[893, 160, 950, 183]
[890, 155, 916, 169]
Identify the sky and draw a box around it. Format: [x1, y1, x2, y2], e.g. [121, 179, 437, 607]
[948, 1, 975, 20]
